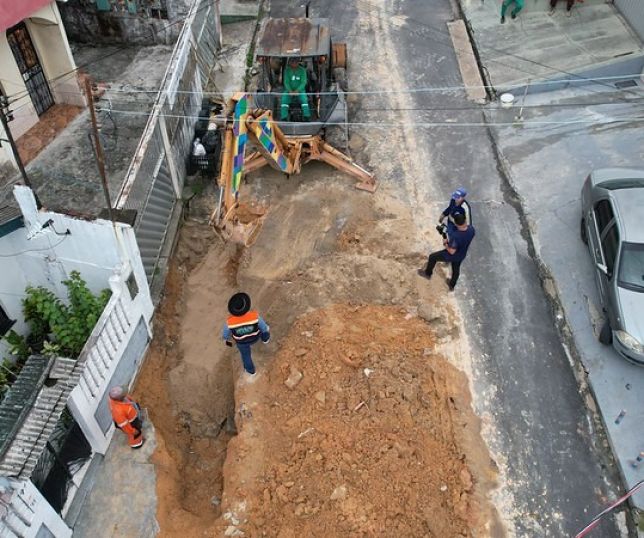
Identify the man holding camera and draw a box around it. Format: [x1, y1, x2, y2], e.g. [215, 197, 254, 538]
[419, 212, 475, 291]
[437, 188, 471, 238]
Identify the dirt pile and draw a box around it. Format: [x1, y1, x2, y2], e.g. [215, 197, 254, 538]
[216, 304, 500, 537]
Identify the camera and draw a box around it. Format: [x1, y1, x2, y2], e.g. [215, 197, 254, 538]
[435, 223, 447, 239]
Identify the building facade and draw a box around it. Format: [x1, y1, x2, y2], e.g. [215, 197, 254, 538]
[0, 1, 85, 173]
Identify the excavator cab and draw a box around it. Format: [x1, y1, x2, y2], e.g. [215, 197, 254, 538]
[211, 19, 374, 247]
[254, 17, 348, 136]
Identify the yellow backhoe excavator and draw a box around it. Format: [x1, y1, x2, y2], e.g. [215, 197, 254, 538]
[209, 92, 377, 246]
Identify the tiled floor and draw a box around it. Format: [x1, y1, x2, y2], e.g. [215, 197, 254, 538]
[16, 104, 84, 164]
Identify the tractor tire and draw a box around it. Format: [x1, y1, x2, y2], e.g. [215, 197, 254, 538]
[580, 218, 588, 245]
[599, 320, 612, 345]
[333, 67, 348, 92]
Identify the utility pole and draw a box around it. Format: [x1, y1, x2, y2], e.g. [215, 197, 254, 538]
[0, 95, 42, 208]
[84, 77, 116, 225]
[85, 77, 128, 263]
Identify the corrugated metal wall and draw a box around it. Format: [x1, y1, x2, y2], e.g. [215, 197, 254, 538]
[115, 0, 219, 285]
[615, 0, 644, 42]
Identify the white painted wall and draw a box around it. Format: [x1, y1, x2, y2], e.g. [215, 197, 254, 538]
[0, 477, 72, 538]
[28, 2, 85, 108]
[0, 186, 151, 360]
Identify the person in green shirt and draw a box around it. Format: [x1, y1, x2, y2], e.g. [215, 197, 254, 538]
[280, 58, 311, 121]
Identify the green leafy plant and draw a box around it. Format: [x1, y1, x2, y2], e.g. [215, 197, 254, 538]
[3, 330, 30, 362]
[22, 271, 111, 358]
[1, 271, 111, 397]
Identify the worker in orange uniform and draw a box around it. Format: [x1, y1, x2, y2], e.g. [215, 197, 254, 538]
[108, 385, 144, 449]
[222, 292, 270, 377]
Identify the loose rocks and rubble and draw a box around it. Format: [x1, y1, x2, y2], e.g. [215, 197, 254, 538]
[216, 304, 501, 537]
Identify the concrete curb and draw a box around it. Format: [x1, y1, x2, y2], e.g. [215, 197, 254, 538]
[481, 114, 641, 529]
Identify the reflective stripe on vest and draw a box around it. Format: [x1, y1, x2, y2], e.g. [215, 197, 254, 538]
[227, 311, 261, 342]
[109, 397, 139, 427]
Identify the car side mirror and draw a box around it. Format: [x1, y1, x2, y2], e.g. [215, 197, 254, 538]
[596, 262, 608, 276]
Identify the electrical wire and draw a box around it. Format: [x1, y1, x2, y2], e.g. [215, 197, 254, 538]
[4, 0, 216, 105]
[6, 80, 643, 120]
[4, 0, 642, 106]
[348, 0, 642, 100]
[0, 235, 68, 258]
[66, 73, 644, 97]
[94, 106, 644, 127]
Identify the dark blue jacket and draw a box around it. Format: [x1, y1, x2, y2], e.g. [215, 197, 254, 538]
[445, 225, 475, 263]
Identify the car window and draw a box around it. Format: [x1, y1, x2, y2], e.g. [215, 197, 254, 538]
[594, 200, 614, 234]
[601, 224, 619, 276]
[618, 242, 644, 292]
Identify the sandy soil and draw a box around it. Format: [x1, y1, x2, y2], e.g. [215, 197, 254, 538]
[134, 162, 503, 536]
[216, 304, 501, 537]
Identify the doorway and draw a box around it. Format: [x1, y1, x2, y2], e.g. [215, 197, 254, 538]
[6, 22, 55, 116]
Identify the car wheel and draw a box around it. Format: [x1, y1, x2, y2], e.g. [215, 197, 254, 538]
[580, 218, 588, 245]
[599, 320, 612, 345]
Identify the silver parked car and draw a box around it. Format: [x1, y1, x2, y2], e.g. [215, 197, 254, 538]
[581, 168, 644, 365]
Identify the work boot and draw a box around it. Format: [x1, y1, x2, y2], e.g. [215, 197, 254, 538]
[511, 11, 517, 19]
[417, 269, 432, 280]
[500, 15, 506, 23]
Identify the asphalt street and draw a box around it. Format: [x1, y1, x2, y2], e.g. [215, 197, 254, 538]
[269, 0, 623, 535]
[488, 87, 644, 509]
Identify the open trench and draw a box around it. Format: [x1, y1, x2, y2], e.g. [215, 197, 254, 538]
[132, 161, 505, 536]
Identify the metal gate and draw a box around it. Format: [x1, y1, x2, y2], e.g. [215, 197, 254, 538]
[615, 0, 644, 42]
[6, 22, 55, 116]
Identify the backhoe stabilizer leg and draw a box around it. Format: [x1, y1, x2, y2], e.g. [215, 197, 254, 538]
[317, 141, 377, 193]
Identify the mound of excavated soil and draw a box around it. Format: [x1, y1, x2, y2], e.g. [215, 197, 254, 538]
[216, 304, 500, 537]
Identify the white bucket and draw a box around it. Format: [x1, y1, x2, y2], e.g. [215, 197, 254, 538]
[500, 93, 515, 108]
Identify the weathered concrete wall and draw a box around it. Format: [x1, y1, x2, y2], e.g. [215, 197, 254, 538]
[58, 0, 192, 45]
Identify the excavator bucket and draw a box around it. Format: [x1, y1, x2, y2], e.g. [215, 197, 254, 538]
[217, 202, 267, 248]
[211, 92, 377, 247]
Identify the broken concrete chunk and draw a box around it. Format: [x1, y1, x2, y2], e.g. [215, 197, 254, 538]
[224, 526, 244, 537]
[275, 485, 289, 503]
[330, 484, 347, 500]
[314, 391, 326, 404]
[460, 468, 473, 491]
[294, 348, 308, 357]
[301, 331, 313, 338]
[284, 367, 303, 389]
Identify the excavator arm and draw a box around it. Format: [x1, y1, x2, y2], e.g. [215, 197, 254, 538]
[210, 92, 376, 246]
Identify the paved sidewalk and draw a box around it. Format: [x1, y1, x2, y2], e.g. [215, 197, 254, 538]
[73, 421, 159, 538]
[486, 86, 644, 509]
[459, 0, 642, 89]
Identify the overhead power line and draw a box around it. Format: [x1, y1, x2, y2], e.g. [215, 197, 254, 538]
[95, 106, 644, 128]
[4, 0, 642, 107]
[90, 73, 644, 96]
[4, 0, 215, 105]
[349, 0, 642, 100]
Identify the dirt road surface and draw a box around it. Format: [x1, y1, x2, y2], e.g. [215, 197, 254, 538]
[217, 304, 502, 537]
[136, 164, 503, 537]
[133, 0, 622, 535]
